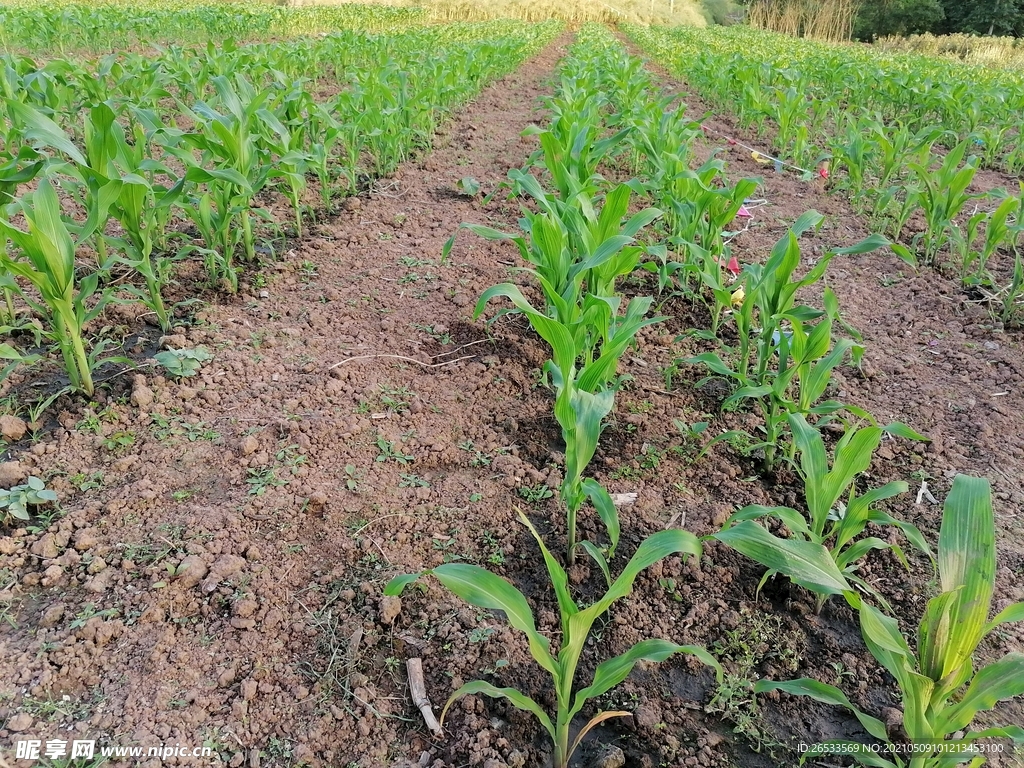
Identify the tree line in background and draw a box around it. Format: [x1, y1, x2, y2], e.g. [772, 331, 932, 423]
[718, 0, 1024, 40]
[856, 0, 1024, 39]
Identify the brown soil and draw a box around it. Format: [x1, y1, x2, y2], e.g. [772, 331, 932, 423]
[1, 30, 1023, 768]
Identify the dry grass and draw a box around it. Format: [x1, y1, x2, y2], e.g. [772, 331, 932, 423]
[281, 0, 708, 26]
[875, 32, 1024, 70]
[746, 0, 855, 42]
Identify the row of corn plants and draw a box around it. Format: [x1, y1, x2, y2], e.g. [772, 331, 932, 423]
[392, 25, 1024, 768]
[0, 21, 560, 397]
[0, 0, 428, 55]
[395, 27, 723, 768]
[625, 24, 1024, 329]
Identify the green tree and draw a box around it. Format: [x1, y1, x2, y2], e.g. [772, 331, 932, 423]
[940, 0, 1024, 36]
[854, 0, 945, 39]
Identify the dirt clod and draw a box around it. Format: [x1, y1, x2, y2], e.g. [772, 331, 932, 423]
[131, 375, 155, 409]
[7, 712, 34, 732]
[73, 528, 100, 551]
[379, 595, 402, 625]
[38, 602, 66, 628]
[29, 533, 61, 559]
[0, 414, 27, 442]
[591, 745, 626, 768]
[0, 460, 26, 487]
[175, 555, 209, 589]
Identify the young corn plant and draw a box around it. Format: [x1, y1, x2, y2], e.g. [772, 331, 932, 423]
[5, 98, 122, 272]
[526, 81, 629, 201]
[961, 191, 1020, 290]
[755, 475, 1024, 766]
[474, 284, 664, 565]
[0, 145, 44, 323]
[83, 103, 185, 332]
[451, 173, 659, 338]
[687, 213, 887, 471]
[256, 107, 312, 237]
[713, 413, 930, 613]
[385, 512, 721, 768]
[909, 140, 980, 266]
[179, 74, 272, 266]
[0, 178, 115, 396]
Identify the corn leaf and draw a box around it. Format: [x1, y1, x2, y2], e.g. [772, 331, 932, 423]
[569, 639, 721, 719]
[919, 475, 994, 682]
[712, 520, 852, 595]
[754, 678, 889, 741]
[440, 680, 554, 740]
[519, 512, 577, 621]
[385, 563, 557, 677]
[936, 652, 1024, 734]
[582, 478, 619, 559]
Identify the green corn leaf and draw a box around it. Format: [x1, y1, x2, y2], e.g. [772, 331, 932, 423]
[685, 352, 735, 378]
[595, 183, 631, 239]
[957, 725, 1024, 749]
[834, 480, 911, 548]
[582, 479, 619, 560]
[800, 318, 832, 363]
[621, 206, 662, 239]
[789, 209, 825, 237]
[919, 475, 994, 683]
[723, 384, 773, 408]
[6, 98, 87, 166]
[0, 177, 75, 295]
[800, 337, 856, 408]
[440, 680, 554, 741]
[835, 536, 898, 572]
[713, 520, 852, 595]
[821, 424, 883, 510]
[881, 422, 929, 442]
[726, 505, 812, 539]
[753, 679, 889, 742]
[78, 177, 124, 243]
[383, 572, 423, 596]
[832, 233, 892, 255]
[866, 508, 932, 562]
[579, 540, 612, 588]
[473, 283, 577, 378]
[934, 652, 1024, 735]
[890, 243, 918, 268]
[588, 529, 702, 619]
[569, 640, 721, 720]
[519, 512, 578, 622]
[184, 166, 254, 194]
[387, 563, 556, 677]
[858, 602, 937, 740]
[981, 601, 1024, 636]
[564, 388, 615, 489]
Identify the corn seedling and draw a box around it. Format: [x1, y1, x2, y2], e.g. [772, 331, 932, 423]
[385, 512, 722, 768]
[686, 213, 886, 471]
[475, 284, 663, 563]
[179, 75, 272, 268]
[86, 104, 186, 332]
[0, 178, 115, 396]
[713, 413, 930, 613]
[909, 141, 980, 266]
[755, 475, 1024, 766]
[0, 144, 44, 324]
